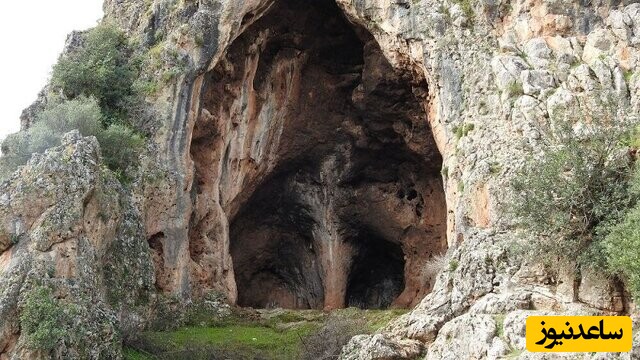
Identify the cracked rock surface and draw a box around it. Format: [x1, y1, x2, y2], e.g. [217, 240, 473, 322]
[3, 0, 640, 358]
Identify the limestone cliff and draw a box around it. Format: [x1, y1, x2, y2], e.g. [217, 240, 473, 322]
[2, 0, 640, 358]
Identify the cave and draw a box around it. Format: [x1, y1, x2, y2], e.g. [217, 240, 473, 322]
[189, 0, 447, 310]
[346, 230, 406, 309]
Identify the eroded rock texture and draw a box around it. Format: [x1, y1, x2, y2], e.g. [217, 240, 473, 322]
[4, 0, 640, 357]
[0, 132, 154, 359]
[191, 0, 446, 310]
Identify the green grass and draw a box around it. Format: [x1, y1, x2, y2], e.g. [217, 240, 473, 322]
[506, 81, 524, 97]
[494, 314, 506, 338]
[449, 259, 459, 271]
[123, 348, 154, 360]
[145, 324, 317, 359]
[125, 308, 408, 360]
[333, 308, 409, 331]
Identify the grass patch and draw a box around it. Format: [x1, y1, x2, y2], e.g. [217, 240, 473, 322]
[449, 259, 459, 271]
[488, 162, 501, 175]
[125, 308, 408, 360]
[453, 122, 475, 139]
[494, 314, 506, 338]
[506, 81, 524, 97]
[123, 348, 154, 360]
[145, 324, 317, 359]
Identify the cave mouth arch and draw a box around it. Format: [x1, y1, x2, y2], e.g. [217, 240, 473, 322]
[190, 0, 448, 309]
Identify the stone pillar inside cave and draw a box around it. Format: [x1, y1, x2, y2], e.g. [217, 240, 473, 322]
[188, 0, 447, 310]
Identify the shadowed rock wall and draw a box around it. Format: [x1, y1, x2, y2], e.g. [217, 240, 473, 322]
[190, 0, 447, 310]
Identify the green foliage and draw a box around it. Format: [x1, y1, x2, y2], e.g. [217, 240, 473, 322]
[453, 122, 475, 139]
[494, 314, 506, 338]
[509, 98, 636, 269]
[488, 161, 502, 175]
[0, 97, 144, 183]
[1, 23, 148, 182]
[126, 308, 406, 360]
[132, 80, 159, 97]
[452, 0, 475, 23]
[0, 132, 33, 180]
[52, 24, 136, 125]
[194, 34, 205, 47]
[624, 70, 635, 83]
[506, 81, 524, 97]
[98, 124, 145, 182]
[132, 41, 188, 98]
[124, 348, 154, 360]
[621, 124, 640, 148]
[35, 97, 103, 137]
[441, 166, 449, 178]
[20, 285, 76, 352]
[449, 259, 459, 271]
[0, 97, 103, 180]
[602, 166, 640, 299]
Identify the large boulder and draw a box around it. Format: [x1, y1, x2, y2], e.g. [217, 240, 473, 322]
[0, 131, 154, 359]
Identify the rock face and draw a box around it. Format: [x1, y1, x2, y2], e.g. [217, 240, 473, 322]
[3, 0, 640, 358]
[0, 132, 154, 359]
[208, 0, 446, 310]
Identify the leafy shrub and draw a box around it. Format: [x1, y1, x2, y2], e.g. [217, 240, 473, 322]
[0, 131, 33, 179]
[52, 24, 136, 125]
[509, 98, 636, 269]
[603, 203, 640, 298]
[602, 166, 640, 299]
[34, 96, 103, 137]
[0, 97, 143, 183]
[20, 285, 76, 352]
[98, 124, 145, 180]
[453, 122, 475, 139]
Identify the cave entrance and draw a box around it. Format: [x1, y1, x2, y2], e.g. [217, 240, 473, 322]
[346, 230, 406, 309]
[191, 0, 447, 310]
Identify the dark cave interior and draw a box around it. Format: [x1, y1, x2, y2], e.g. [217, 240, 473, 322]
[191, 0, 448, 310]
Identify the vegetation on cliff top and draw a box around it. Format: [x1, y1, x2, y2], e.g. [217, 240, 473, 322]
[51, 24, 137, 126]
[0, 24, 145, 183]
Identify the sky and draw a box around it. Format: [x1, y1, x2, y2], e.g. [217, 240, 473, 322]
[0, 0, 104, 141]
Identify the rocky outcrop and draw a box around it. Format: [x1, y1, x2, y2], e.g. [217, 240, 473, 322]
[3, 0, 640, 358]
[0, 132, 154, 359]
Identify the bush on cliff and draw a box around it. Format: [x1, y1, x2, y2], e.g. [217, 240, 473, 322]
[509, 99, 637, 269]
[508, 94, 640, 300]
[0, 97, 103, 178]
[1, 22, 147, 183]
[97, 123, 145, 178]
[601, 165, 640, 299]
[20, 285, 76, 352]
[0, 97, 144, 183]
[51, 24, 137, 125]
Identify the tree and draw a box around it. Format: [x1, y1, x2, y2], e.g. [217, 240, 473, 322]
[51, 24, 136, 125]
[510, 93, 637, 268]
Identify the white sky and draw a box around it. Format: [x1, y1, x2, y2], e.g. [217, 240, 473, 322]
[0, 0, 104, 141]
